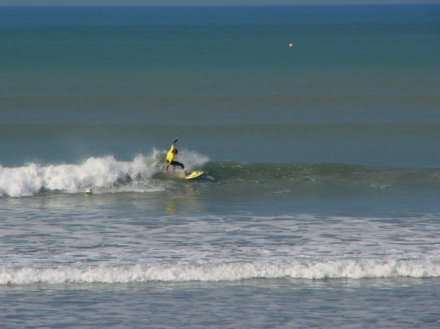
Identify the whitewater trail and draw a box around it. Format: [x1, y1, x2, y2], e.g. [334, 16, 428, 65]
[0, 149, 209, 197]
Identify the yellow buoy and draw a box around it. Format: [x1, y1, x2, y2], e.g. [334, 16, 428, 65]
[288, 42, 294, 48]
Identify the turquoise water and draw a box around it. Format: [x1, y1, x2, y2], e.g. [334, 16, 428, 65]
[1, 6, 440, 166]
[1, 5, 440, 328]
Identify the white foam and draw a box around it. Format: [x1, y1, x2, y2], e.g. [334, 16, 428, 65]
[0, 154, 154, 197]
[0, 149, 209, 197]
[1, 259, 439, 285]
[178, 149, 209, 171]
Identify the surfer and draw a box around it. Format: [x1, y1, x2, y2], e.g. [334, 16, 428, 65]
[165, 138, 185, 172]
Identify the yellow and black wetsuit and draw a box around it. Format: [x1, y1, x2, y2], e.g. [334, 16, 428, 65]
[166, 144, 184, 170]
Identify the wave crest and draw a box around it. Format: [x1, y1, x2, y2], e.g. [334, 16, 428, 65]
[0, 154, 156, 197]
[0, 149, 209, 197]
[2, 260, 439, 285]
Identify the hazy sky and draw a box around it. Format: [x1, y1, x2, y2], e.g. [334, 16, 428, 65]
[0, 0, 438, 6]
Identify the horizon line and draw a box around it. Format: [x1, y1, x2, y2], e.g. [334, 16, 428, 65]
[0, 2, 438, 6]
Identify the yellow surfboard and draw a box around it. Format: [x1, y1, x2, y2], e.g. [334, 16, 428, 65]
[184, 170, 204, 180]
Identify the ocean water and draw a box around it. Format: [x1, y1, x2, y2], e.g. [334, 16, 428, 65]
[1, 5, 440, 328]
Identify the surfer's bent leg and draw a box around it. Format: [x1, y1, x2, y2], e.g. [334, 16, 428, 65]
[171, 160, 185, 170]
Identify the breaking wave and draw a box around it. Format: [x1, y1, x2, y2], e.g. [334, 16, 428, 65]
[0, 150, 209, 197]
[1, 259, 439, 285]
[2, 157, 439, 198]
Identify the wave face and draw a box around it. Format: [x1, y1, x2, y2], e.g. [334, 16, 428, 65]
[204, 162, 440, 187]
[1, 156, 440, 198]
[2, 260, 439, 285]
[0, 150, 209, 197]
